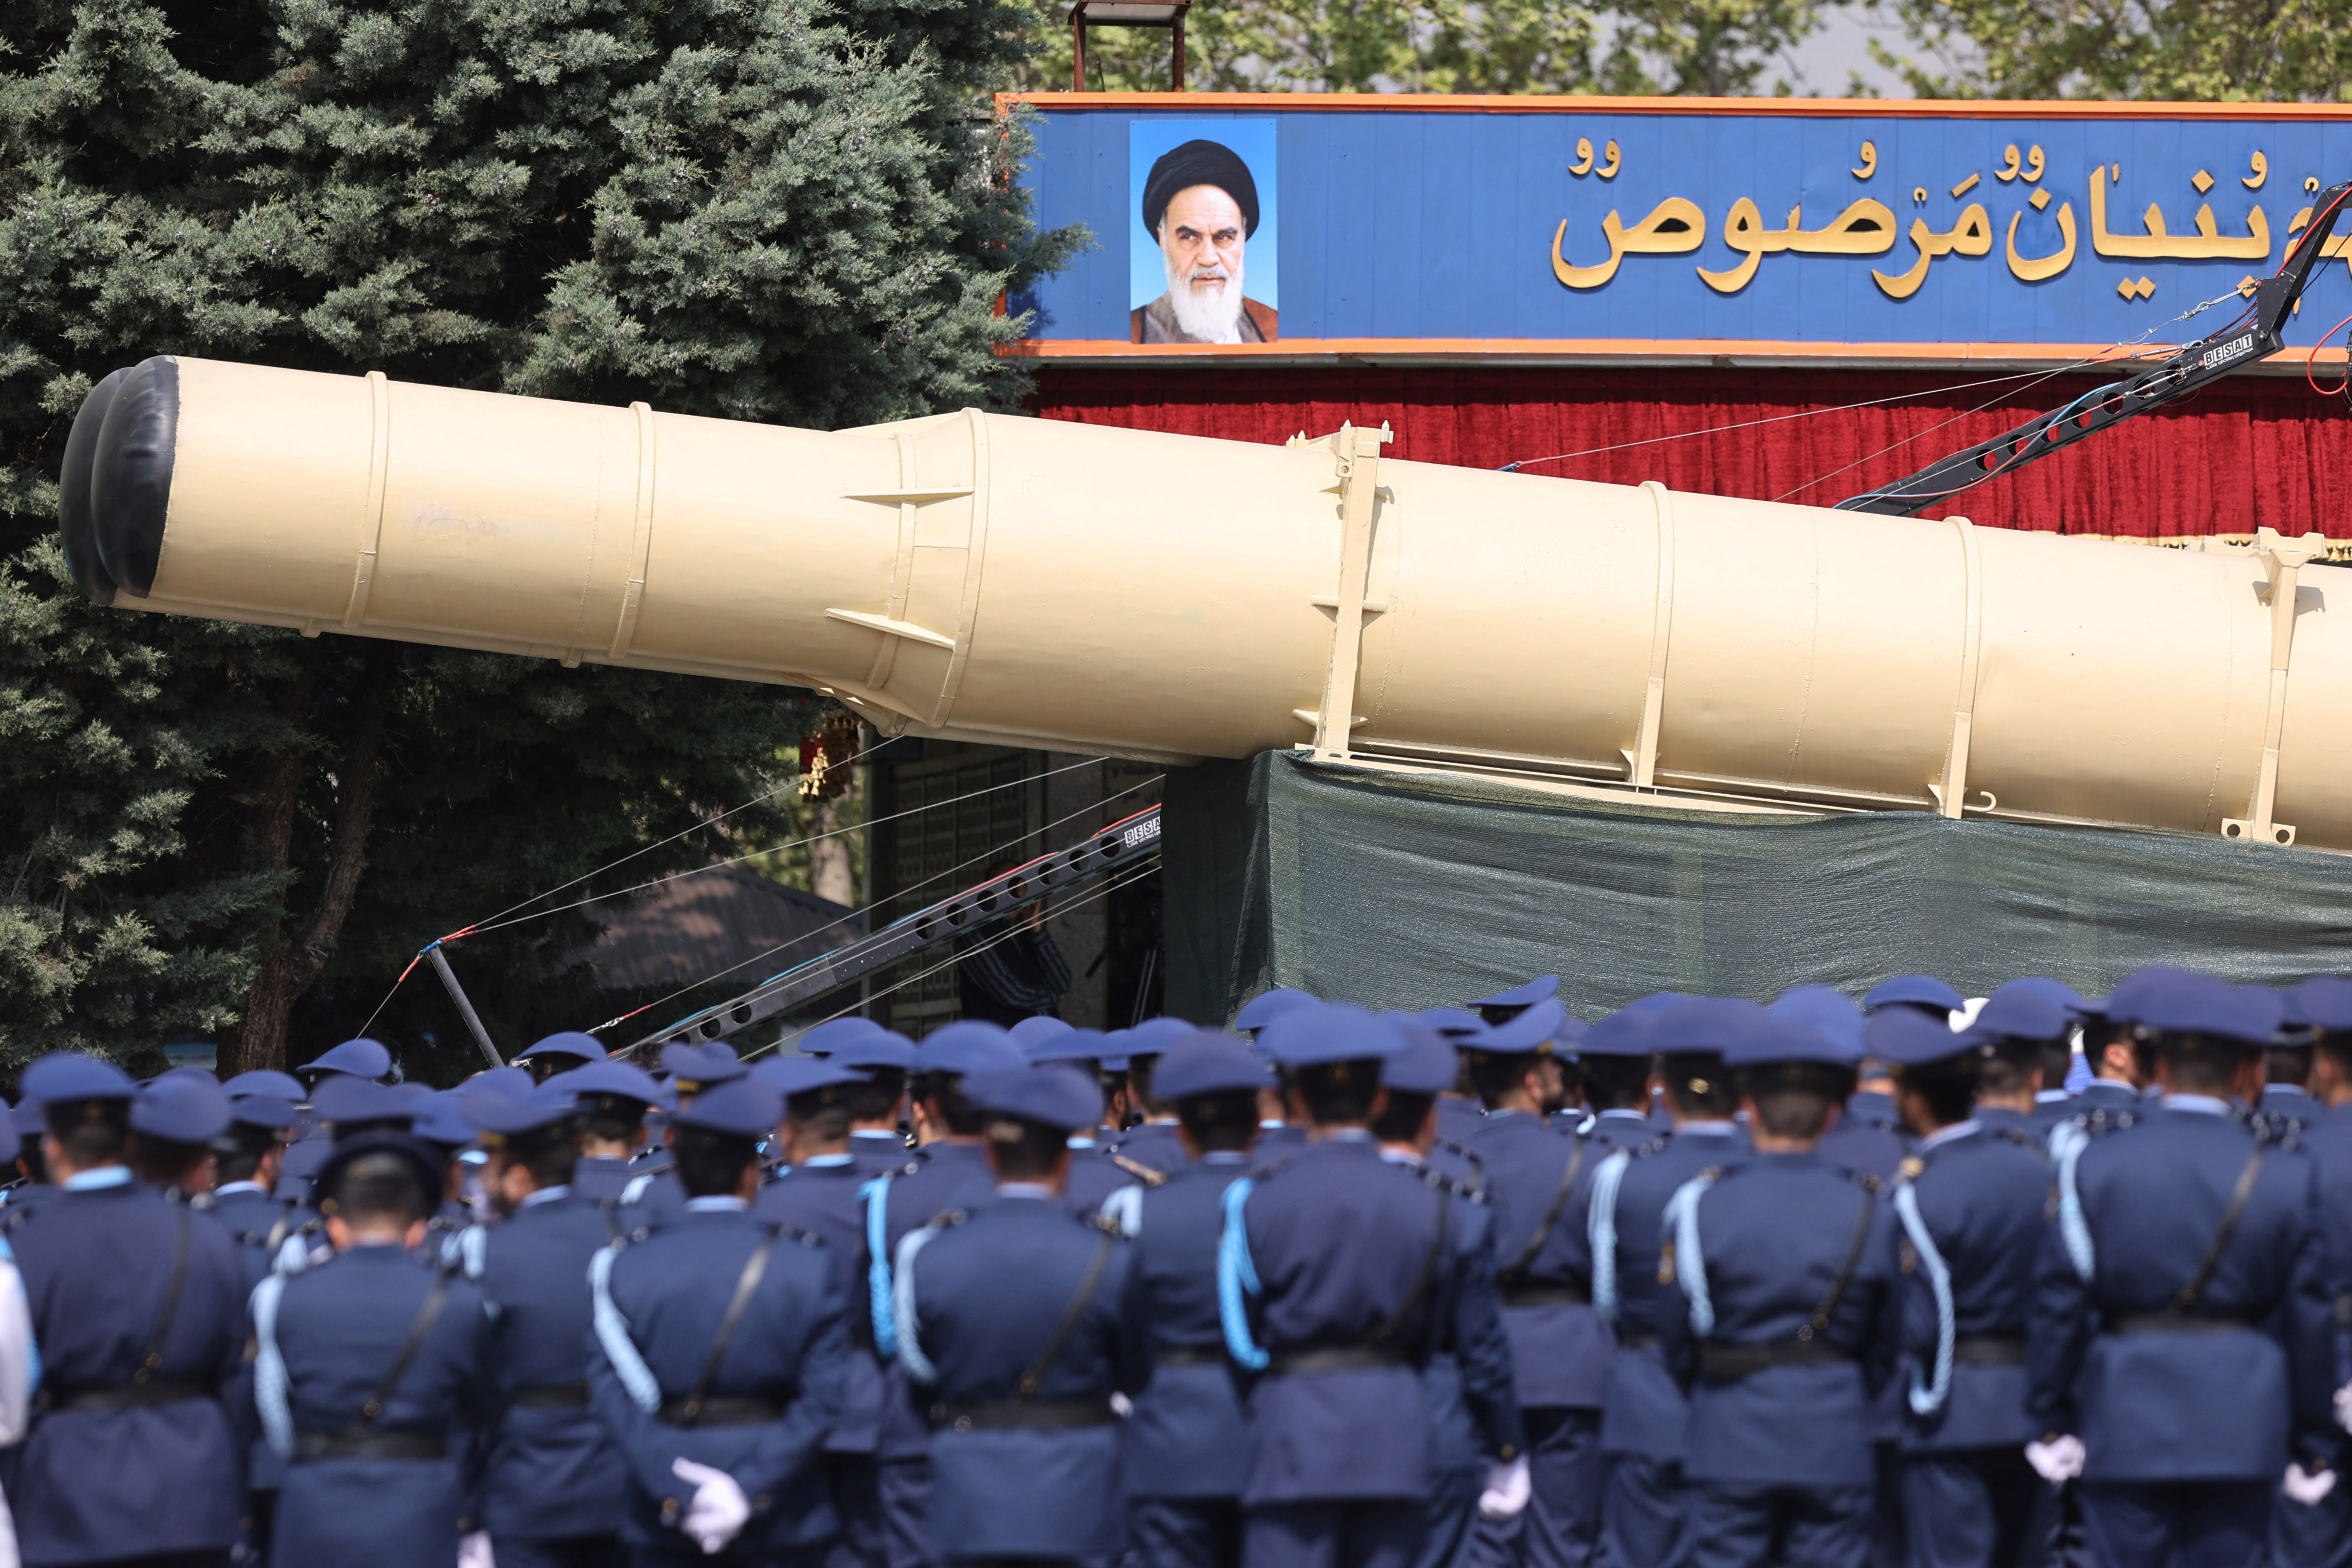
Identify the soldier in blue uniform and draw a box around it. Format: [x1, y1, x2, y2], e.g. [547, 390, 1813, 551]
[618, 1043, 749, 1233]
[752, 1055, 888, 1568]
[564, 1059, 667, 1205]
[127, 1071, 235, 1198]
[2282, 973, 2352, 1568]
[1862, 977, 1963, 1024]
[1770, 988, 1901, 1185]
[1582, 997, 1755, 1568]
[1957, 993, 2071, 1149]
[1217, 1005, 1458, 1568]
[7, 1052, 251, 1568]
[895, 1064, 1142, 1567]
[516, 1031, 609, 1083]
[589, 1074, 850, 1566]
[2027, 973, 2335, 1568]
[1236, 992, 1318, 1164]
[1373, 1025, 1527, 1568]
[1117, 1032, 1273, 1568]
[2261, 987, 2324, 1138]
[2069, 993, 2149, 1124]
[1109, 1018, 1208, 1181]
[1459, 996, 1612, 1568]
[1974, 981, 2084, 1142]
[1655, 1018, 1903, 1568]
[205, 1092, 298, 1274]
[458, 1078, 633, 1568]
[250, 1130, 494, 1568]
[865, 1021, 1029, 1568]
[1864, 1009, 2055, 1568]
[825, 1034, 920, 1178]
[1469, 978, 1559, 1028]
[1028, 1031, 1148, 1217]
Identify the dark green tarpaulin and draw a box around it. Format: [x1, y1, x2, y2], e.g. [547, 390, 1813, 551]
[1162, 751, 2352, 1025]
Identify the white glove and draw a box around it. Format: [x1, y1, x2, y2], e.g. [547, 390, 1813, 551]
[458, 1532, 495, 1568]
[2335, 1380, 2352, 1433]
[1478, 1455, 1532, 1520]
[2286, 1463, 2340, 1506]
[671, 1458, 752, 1555]
[2024, 1435, 2086, 1484]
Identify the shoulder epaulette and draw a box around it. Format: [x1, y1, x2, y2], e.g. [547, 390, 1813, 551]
[1434, 1139, 1487, 1174]
[1089, 1209, 1126, 1235]
[924, 1208, 970, 1235]
[1990, 1127, 2042, 1150]
[766, 1221, 826, 1249]
[2254, 1114, 2305, 1152]
[1417, 1166, 1484, 1202]
[1895, 1155, 1926, 1184]
[1850, 1170, 1885, 1195]
[1249, 1155, 1299, 1183]
[1626, 1134, 1672, 1160]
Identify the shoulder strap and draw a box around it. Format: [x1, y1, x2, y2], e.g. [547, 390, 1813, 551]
[1797, 1189, 1878, 1343]
[360, 1276, 452, 1425]
[1370, 1183, 1451, 1351]
[1503, 1137, 1588, 1281]
[675, 1236, 778, 1421]
[133, 1206, 194, 1385]
[2174, 1147, 2267, 1312]
[1014, 1232, 1117, 1400]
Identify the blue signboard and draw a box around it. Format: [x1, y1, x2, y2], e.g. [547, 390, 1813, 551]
[1010, 96, 2352, 356]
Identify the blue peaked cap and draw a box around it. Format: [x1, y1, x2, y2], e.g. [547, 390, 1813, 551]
[752, 1056, 867, 1100]
[828, 1032, 920, 1072]
[1009, 1016, 1075, 1049]
[1766, 986, 1865, 1058]
[563, 1059, 663, 1104]
[1235, 989, 1318, 1031]
[2292, 976, 2352, 1034]
[2127, 973, 2282, 1046]
[1469, 975, 1560, 1010]
[658, 1042, 746, 1088]
[1381, 1021, 1460, 1093]
[1469, 997, 1567, 1053]
[222, 1070, 305, 1102]
[798, 1017, 887, 1057]
[964, 1064, 1104, 1133]
[21, 1052, 137, 1104]
[130, 1073, 232, 1145]
[1863, 1008, 1974, 1069]
[1648, 997, 1768, 1056]
[915, 1021, 1025, 1077]
[1991, 977, 2087, 1018]
[1965, 991, 2072, 1045]
[673, 1076, 783, 1138]
[515, 1031, 606, 1065]
[1257, 1003, 1408, 1068]
[1864, 975, 1965, 1014]
[299, 1038, 392, 1080]
[1722, 1019, 1858, 1069]
[1152, 1032, 1274, 1099]
[1577, 1008, 1660, 1059]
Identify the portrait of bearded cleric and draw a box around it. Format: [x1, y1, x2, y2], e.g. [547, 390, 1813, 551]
[1131, 138, 1279, 345]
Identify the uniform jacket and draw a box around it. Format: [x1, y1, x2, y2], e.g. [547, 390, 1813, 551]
[1119, 1150, 1254, 1499]
[1889, 1122, 2051, 1453]
[1115, 1121, 1191, 1177]
[869, 1141, 995, 1463]
[9, 1174, 249, 1564]
[1386, 1154, 1523, 1477]
[572, 1154, 635, 1205]
[901, 1191, 1140, 1556]
[468, 1187, 629, 1540]
[755, 1156, 885, 1454]
[1466, 1110, 1617, 1409]
[253, 1241, 493, 1568]
[1062, 1141, 1141, 1220]
[1656, 1151, 1903, 1489]
[1584, 1124, 1748, 1461]
[589, 1201, 849, 1553]
[1222, 1134, 1451, 1504]
[849, 1130, 913, 1180]
[2027, 1099, 2333, 1482]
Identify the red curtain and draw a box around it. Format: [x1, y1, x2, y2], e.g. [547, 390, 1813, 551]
[1032, 364, 2352, 538]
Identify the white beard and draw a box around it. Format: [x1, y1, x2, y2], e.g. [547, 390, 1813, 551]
[1164, 251, 1247, 343]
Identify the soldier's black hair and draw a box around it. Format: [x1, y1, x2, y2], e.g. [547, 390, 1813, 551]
[214, 1121, 283, 1186]
[505, 1124, 581, 1191]
[2153, 1031, 2251, 1095]
[129, 1133, 209, 1190]
[577, 1093, 648, 1150]
[2038, 1037, 2076, 1094]
[843, 1068, 906, 1125]
[1369, 1089, 1436, 1145]
[983, 1114, 1068, 1182]
[1464, 1049, 1547, 1111]
[43, 1098, 129, 1171]
[1582, 1055, 1652, 1113]
[1976, 1036, 2043, 1099]
[1291, 1060, 1383, 1126]
[912, 1073, 991, 1137]
[1660, 1053, 1736, 1119]
[332, 1150, 432, 1228]
[1897, 1059, 1977, 1129]
[673, 1124, 760, 1199]
[1175, 1089, 1258, 1153]
[1733, 1061, 1855, 1141]
[784, 1096, 854, 1146]
[2266, 1044, 2314, 1088]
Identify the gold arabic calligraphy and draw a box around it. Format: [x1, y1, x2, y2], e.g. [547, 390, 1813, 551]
[1550, 154, 2289, 296]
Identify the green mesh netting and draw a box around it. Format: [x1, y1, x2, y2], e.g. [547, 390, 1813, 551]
[1163, 751, 2352, 1024]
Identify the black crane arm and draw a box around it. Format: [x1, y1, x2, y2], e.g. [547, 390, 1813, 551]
[1835, 180, 2352, 517]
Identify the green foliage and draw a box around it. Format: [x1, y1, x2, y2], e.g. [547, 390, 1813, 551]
[1018, 0, 1824, 94]
[1860, 0, 2352, 99]
[0, 0, 1075, 1074]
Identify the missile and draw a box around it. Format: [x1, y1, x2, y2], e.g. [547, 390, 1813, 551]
[57, 354, 2352, 851]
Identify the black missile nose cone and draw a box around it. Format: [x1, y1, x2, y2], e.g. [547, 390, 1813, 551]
[57, 366, 128, 605]
[89, 356, 180, 599]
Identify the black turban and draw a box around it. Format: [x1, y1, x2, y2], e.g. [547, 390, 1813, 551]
[1141, 139, 1261, 239]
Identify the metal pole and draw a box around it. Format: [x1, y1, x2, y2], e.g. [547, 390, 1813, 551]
[1172, 11, 1185, 90]
[1072, 7, 1087, 91]
[426, 944, 505, 1068]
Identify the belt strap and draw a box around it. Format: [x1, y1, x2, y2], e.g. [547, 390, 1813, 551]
[49, 1377, 213, 1413]
[506, 1381, 591, 1408]
[1265, 1346, 1405, 1376]
[1368, 1183, 1450, 1355]
[931, 1397, 1117, 1431]
[292, 1428, 449, 1462]
[1500, 1282, 1592, 1309]
[1151, 1345, 1228, 1367]
[2107, 1311, 2258, 1335]
[659, 1394, 786, 1427]
[1011, 1232, 1117, 1402]
[359, 1278, 451, 1425]
[1699, 1339, 1856, 1380]
[1952, 1334, 2028, 1366]
[1502, 1139, 1588, 1283]
[132, 1207, 193, 1387]
[2173, 1147, 2267, 1313]
[669, 1235, 778, 1426]
[1799, 1190, 1878, 1344]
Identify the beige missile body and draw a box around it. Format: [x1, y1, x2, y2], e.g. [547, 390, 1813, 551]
[57, 354, 2352, 850]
